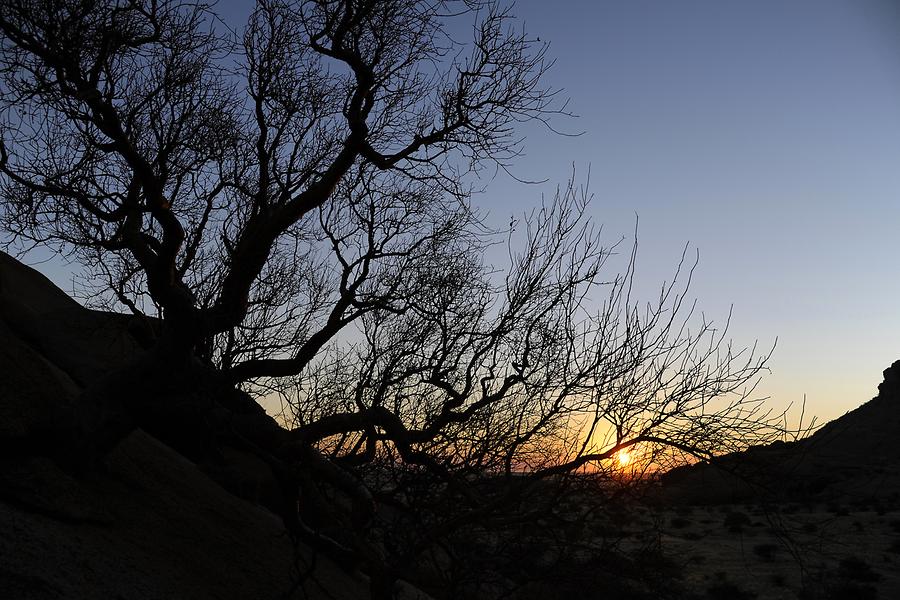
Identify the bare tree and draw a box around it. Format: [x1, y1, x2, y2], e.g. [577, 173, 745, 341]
[277, 179, 780, 596]
[0, 0, 554, 354]
[0, 1, 782, 598]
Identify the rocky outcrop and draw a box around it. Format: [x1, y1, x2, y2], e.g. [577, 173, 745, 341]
[0, 251, 151, 388]
[877, 359, 900, 398]
[660, 360, 900, 506]
[0, 252, 428, 599]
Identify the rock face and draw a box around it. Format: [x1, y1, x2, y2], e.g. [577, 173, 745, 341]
[877, 359, 900, 397]
[0, 252, 424, 599]
[0, 251, 149, 388]
[660, 360, 900, 506]
[1, 431, 371, 600]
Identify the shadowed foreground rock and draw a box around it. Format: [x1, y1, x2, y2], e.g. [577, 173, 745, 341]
[0, 252, 428, 599]
[0, 431, 372, 600]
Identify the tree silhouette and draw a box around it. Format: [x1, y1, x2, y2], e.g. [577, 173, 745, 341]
[0, 1, 781, 597]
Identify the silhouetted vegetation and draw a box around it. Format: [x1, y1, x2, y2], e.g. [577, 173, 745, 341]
[0, 1, 855, 599]
[723, 510, 752, 533]
[704, 573, 756, 600]
[752, 542, 779, 562]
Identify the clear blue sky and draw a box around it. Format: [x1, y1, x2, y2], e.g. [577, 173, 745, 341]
[24, 0, 900, 424]
[472, 0, 900, 424]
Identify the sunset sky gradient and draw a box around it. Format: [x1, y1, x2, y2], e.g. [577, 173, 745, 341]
[27, 0, 900, 425]
[475, 0, 900, 424]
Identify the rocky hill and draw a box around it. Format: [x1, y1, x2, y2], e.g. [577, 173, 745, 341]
[660, 361, 900, 506]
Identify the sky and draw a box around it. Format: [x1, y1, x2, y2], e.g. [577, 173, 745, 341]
[19, 0, 900, 425]
[468, 0, 900, 425]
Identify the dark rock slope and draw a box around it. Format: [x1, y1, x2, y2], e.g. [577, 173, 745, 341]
[0, 252, 422, 599]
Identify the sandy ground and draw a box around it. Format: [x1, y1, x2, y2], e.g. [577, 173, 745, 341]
[632, 503, 900, 599]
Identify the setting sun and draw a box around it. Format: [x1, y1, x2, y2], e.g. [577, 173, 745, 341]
[616, 451, 632, 467]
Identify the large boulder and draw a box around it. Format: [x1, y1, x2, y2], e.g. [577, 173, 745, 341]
[0, 430, 375, 600]
[0, 252, 430, 599]
[0, 250, 151, 388]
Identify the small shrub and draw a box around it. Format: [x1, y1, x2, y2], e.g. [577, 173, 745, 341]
[800, 572, 878, 600]
[825, 581, 878, 600]
[837, 556, 880, 583]
[799, 556, 883, 600]
[752, 543, 779, 562]
[828, 503, 850, 517]
[723, 511, 752, 533]
[706, 578, 756, 600]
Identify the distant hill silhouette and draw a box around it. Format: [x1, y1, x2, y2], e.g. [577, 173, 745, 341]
[0, 252, 428, 599]
[660, 362, 900, 506]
